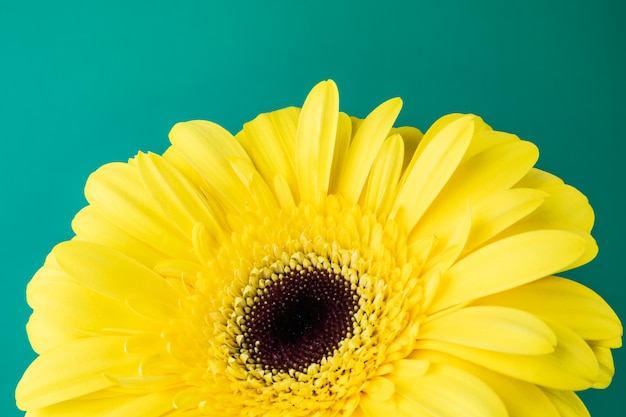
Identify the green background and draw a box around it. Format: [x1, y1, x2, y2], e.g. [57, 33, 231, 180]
[1, 1, 624, 415]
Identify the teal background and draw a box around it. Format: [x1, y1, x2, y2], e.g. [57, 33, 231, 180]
[1, 1, 624, 415]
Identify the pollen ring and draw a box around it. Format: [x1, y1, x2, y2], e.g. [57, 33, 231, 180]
[229, 251, 360, 373]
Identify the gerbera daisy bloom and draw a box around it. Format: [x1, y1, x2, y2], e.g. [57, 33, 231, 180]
[16, 80, 621, 417]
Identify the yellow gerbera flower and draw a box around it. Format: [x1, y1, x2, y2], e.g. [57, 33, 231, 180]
[16, 80, 621, 417]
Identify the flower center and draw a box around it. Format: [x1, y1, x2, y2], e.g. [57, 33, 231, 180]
[244, 264, 358, 372]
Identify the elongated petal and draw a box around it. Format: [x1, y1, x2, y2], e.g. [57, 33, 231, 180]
[136, 152, 225, 238]
[590, 336, 622, 348]
[541, 389, 590, 417]
[515, 167, 594, 235]
[389, 359, 430, 379]
[363, 134, 404, 213]
[16, 336, 141, 409]
[227, 156, 279, 214]
[416, 321, 599, 390]
[412, 139, 538, 241]
[336, 97, 402, 203]
[390, 125, 423, 171]
[272, 173, 296, 210]
[429, 230, 586, 313]
[100, 390, 176, 417]
[161, 146, 211, 194]
[52, 241, 179, 318]
[237, 107, 300, 200]
[392, 115, 473, 233]
[26, 268, 161, 354]
[72, 206, 168, 269]
[26, 390, 178, 417]
[415, 349, 560, 417]
[462, 188, 547, 255]
[295, 80, 339, 204]
[472, 276, 622, 342]
[420, 204, 472, 275]
[24, 396, 138, 417]
[168, 120, 256, 212]
[84, 162, 192, 260]
[359, 392, 431, 417]
[25, 313, 75, 356]
[590, 345, 615, 388]
[515, 167, 562, 188]
[463, 125, 518, 158]
[509, 171, 597, 269]
[391, 362, 508, 417]
[533, 183, 594, 232]
[420, 306, 556, 354]
[408, 114, 470, 159]
[328, 112, 353, 194]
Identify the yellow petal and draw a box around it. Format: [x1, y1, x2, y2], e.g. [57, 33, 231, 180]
[100, 390, 176, 417]
[590, 336, 622, 348]
[389, 359, 430, 379]
[509, 172, 597, 269]
[429, 230, 586, 313]
[27, 390, 180, 417]
[25, 313, 75, 356]
[162, 146, 209, 194]
[463, 124, 518, 159]
[172, 387, 204, 411]
[272, 173, 296, 210]
[416, 320, 599, 390]
[227, 156, 279, 214]
[391, 362, 508, 417]
[421, 306, 557, 354]
[52, 241, 178, 318]
[363, 376, 395, 402]
[362, 134, 404, 213]
[84, 162, 192, 260]
[295, 80, 339, 204]
[415, 349, 561, 417]
[168, 120, 255, 213]
[533, 183, 594, 232]
[24, 395, 136, 417]
[237, 106, 300, 200]
[26, 268, 161, 354]
[328, 112, 353, 194]
[519, 170, 587, 230]
[359, 392, 432, 417]
[72, 206, 168, 269]
[16, 336, 141, 410]
[336, 97, 402, 204]
[392, 115, 473, 233]
[541, 389, 590, 417]
[389, 125, 423, 171]
[136, 152, 225, 238]
[421, 204, 472, 274]
[590, 345, 615, 389]
[191, 222, 218, 265]
[515, 167, 563, 188]
[408, 114, 471, 159]
[411, 139, 538, 241]
[462, 188, 547, 255]
[472, 276, 623, 342]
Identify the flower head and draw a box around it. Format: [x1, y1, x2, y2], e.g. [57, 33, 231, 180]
[17, 81, 622, 416]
